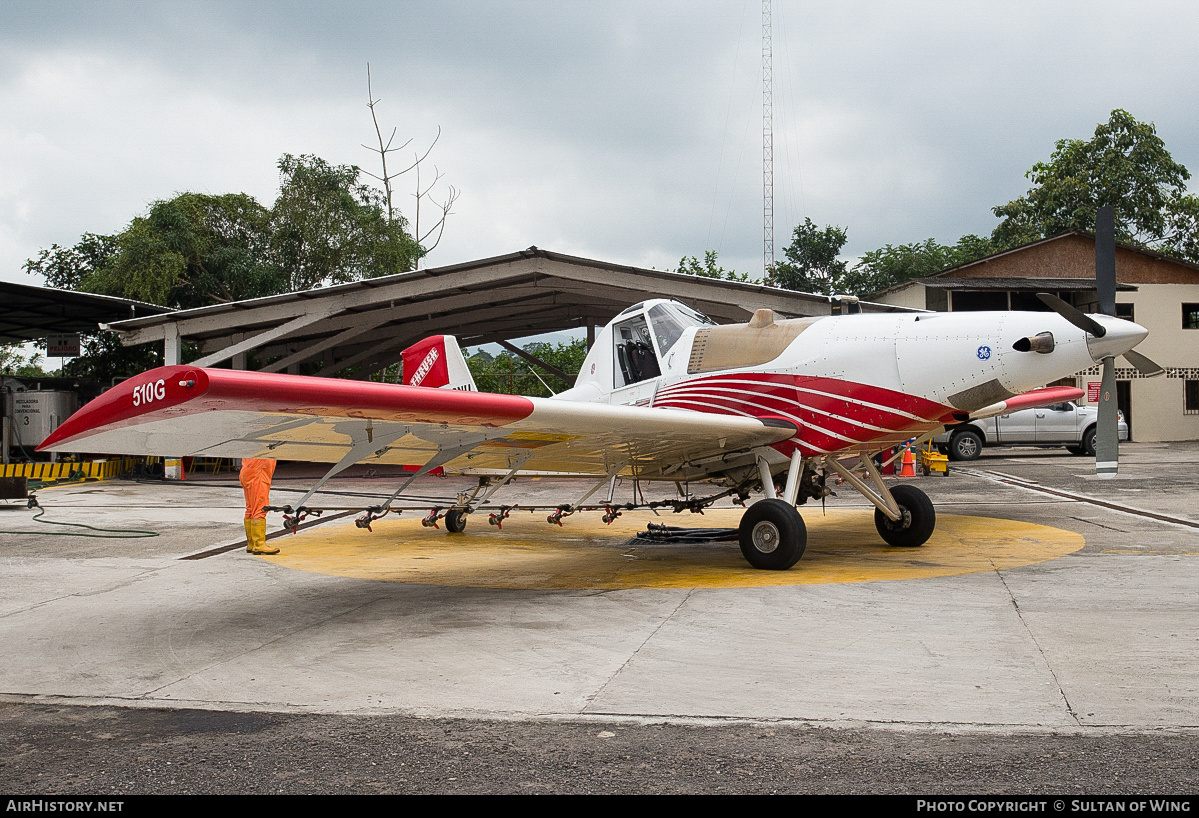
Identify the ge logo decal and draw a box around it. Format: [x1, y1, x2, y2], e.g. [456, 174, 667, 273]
[977, 346, 992, 361]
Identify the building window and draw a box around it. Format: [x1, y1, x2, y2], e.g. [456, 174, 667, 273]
[1187, 380, 1199, 415]
[1116, 303, 1134, 321]
[1184, 303, 1199, 329]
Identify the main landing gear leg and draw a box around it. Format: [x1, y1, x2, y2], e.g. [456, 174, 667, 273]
[738, 448, 807, 570]
[823, 453, 936, 548]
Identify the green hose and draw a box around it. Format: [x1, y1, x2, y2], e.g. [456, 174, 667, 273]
[0, 504, 159, 539]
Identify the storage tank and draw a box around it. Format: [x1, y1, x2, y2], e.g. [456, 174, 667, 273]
[10, 390, 79, 448]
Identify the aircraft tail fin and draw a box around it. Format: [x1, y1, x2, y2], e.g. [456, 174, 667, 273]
[401, 335, 478, 391]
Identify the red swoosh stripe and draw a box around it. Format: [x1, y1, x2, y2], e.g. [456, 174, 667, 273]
[653, 373, 953, 456]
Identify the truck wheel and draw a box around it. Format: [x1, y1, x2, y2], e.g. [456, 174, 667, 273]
[949, 430, 982, 461]
[1081, 426, 1096, 457]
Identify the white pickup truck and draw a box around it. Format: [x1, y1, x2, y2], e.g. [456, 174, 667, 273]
[933, 401, 1129, 461]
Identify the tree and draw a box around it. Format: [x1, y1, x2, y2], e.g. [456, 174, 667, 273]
[23, 233, 118, 292]
[852, 234, 994, 295]
[675, 251, 753, 282]
[466, 339, 587, 397]
[773, 218, 850, 295]
[84, 193, 276, 309]
[992, 109, 1199, 260]
[362, 65, 458, 267]
[57, 333, 161, 383]
[1, 344, 49, 378]
[23, 152, 426, 380]
[268, 153, 422, 292]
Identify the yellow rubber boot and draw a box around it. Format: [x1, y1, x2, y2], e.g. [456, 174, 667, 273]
[245, 518, 279, 555]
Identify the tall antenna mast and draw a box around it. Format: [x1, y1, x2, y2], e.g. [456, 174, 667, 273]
[762, 0, 775, 285]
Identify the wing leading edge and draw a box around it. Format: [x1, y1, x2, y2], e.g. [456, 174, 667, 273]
[40, 365, 797, 480]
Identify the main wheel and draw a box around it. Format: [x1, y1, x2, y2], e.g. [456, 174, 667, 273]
[444, 509, 468, 533]
[948, 429, 982, 461]
[1081, 426, 1097, 457]
[875, 484, 935, 547]
[738, 499, 806, 570]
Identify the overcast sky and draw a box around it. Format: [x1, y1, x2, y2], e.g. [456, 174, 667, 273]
[3, 0, 1198, 287]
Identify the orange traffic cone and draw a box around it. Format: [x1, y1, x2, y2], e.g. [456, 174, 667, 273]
[899, 445, 916, 477]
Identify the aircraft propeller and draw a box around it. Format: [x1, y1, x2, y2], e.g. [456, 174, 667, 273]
[1034, 205, 1164, 477]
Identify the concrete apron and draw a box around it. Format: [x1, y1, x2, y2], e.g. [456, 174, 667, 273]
[1, 478, 1197, 731]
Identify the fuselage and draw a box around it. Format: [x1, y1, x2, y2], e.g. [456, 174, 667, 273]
[555, 299, 1148, 459]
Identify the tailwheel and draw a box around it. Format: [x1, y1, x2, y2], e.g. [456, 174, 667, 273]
[874, 484, 935, 547]
[738, 499, 806, 570]
[444, 508, 468, 534]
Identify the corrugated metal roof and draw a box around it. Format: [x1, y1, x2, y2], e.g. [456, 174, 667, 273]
[1, 281, 169, 345]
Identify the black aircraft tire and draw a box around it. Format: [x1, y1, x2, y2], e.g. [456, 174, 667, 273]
[875, 485, 936, 548]
[444, 509, 468, 533]
[738, 499, 806, 570]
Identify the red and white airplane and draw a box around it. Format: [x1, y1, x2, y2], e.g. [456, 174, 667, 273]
[39, 297, 1151, 569]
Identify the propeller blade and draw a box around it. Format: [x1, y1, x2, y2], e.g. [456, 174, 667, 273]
[1096, 204, 1117, 316]
[1123, 348, 1165, 377]
[1036, 292, 1107, 337]
[1095, 355, 1119, 477]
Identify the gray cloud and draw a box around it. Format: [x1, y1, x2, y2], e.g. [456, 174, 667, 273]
[2, 0, 1197, 287]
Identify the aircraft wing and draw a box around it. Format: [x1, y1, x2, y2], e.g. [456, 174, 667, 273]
[38, 365, 798, 479]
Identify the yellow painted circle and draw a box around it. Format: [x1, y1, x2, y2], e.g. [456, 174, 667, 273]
[260, 508, 1083, 590]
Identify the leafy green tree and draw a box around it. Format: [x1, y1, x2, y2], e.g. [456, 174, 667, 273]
[269, 153, 421, 291]
[773, 218, 850, 295]
[58, 333, 161, 383]
[852, 234, 994, 295]
[1, 344, 49, 377]
[23, 233, 118, 292]
[467, 339, 587, 397]
[675, 251, 753, 282]
[23, 153, 428, 380]
[84, 193, 276, 309]
[992, 109, 1199, 260]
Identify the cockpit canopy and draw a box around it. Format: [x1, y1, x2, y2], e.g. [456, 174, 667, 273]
[612, 300, 713, 388]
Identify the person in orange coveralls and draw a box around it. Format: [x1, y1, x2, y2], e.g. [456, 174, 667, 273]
[240, 458, 278, 555]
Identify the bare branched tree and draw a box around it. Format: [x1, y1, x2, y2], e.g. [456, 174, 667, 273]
[362, 64, 460, 268]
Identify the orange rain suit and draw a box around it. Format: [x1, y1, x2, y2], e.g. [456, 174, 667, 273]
[240, 458, 276, 520]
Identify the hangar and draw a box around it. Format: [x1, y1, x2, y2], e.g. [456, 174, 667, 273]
[100, 247, 901, 381]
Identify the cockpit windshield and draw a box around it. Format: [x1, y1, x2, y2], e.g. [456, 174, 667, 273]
[647, 302, 713, 355]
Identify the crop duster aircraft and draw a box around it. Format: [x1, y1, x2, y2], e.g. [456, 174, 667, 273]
[40, 293, 1156, 570]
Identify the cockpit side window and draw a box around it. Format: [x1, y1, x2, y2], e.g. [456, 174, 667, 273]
[612, 314, 661, 387]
